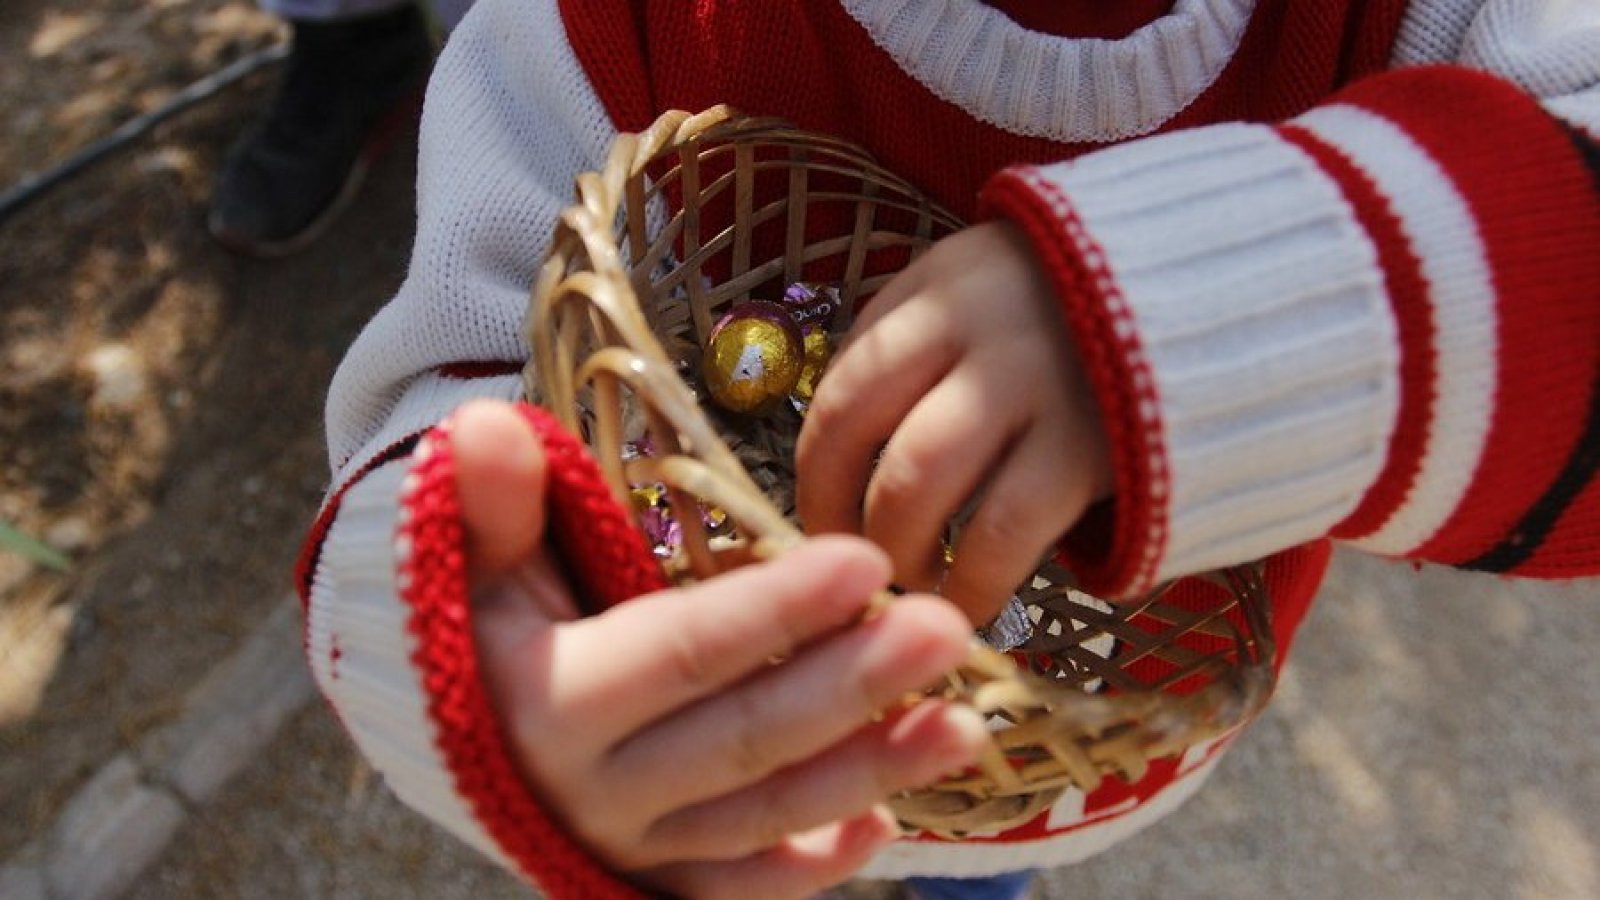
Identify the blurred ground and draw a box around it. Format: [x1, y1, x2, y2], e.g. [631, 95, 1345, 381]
[2, 2, 1598, 899]
[0, 0, 405, 870]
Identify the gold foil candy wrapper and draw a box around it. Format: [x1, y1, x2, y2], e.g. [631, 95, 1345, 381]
[789, 326, 834, 415]
[702, 504, 730, 534]
[703, 301, 804, 415]
[630, 482, 666, 512]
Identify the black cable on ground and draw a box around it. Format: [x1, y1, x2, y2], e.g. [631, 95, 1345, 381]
[0, 42, 289, 227]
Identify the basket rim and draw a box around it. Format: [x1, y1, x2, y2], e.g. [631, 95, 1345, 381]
[521, 105, 1279, 835]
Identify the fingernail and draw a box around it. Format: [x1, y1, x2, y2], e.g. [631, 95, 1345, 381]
[937, 704, 992, 768]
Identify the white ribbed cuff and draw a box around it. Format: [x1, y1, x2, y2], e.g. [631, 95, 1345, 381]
[1021, 123, 1401, 582]
[306, 458, 512, 868]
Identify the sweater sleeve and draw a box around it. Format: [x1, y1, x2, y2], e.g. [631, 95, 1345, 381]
[296, 0, 657, 894]
[299, 406, 663, 899]
[980, 1, 1600, 598]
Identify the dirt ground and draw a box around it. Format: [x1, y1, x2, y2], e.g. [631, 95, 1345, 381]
[0, 0, 405, 866]
[4, 2, 1600, 899]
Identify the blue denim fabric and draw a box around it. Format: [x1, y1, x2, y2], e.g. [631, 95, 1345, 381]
[903, 869, 1036, 900]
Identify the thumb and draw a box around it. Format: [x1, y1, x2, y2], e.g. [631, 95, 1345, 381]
[451, 400, 548, 580]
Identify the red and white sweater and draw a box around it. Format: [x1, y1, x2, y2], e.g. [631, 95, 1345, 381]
[297, 0, 1600, 893]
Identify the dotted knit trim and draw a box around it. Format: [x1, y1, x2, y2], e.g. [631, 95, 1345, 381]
[982, 168, 1170, 596]
[396, 408, 658, 899]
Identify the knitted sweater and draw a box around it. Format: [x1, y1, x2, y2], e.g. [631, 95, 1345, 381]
[297, 0, 1600, 893]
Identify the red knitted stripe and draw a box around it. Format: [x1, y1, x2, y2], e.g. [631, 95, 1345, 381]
[983, 0, 1176, 39]
[1336, 0, 1412, 82]
[438, 361, 525, 380]
[557, 0, 655, 133]
[1335, 67, 1600, 567]
[1273, 125, 1437, 542]
[552, 0, 1394, 222]
[396, 409, 657, 899]
[517, 405, 670, 612]
[1510, 127, 1600, 576]
[1522, 481, 1600, 576]
[1257, 539, 1332, 668]
[981, 168, 1168, 598]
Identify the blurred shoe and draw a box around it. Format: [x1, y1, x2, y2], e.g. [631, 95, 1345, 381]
[209, 4, 432, 257]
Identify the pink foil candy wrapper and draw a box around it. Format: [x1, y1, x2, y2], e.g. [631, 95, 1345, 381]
[629, 469, 735, 560]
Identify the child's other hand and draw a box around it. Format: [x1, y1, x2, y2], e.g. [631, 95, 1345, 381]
[796, 223, 1113, 626]
[453, 401, 987, 899]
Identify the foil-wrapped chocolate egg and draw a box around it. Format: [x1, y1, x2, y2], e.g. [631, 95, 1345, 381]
[703, 301, 804, 414]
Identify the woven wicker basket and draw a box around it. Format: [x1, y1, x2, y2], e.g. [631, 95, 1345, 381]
[523, 106, 1275, 836]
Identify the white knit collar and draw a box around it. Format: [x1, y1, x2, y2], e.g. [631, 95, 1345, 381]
[838, 0, 1256, 142]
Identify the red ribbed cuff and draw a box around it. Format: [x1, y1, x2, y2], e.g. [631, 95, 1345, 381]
[980, 170, 1168, 598]
[399, 405, 663, 898]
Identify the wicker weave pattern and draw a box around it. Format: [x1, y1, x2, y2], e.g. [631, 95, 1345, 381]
[523, 107, 1274, 835]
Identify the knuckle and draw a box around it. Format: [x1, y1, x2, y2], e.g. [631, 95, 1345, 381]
[872, 752, 910, 796]
[967, 493, 1049, 551]
[733, 797, 793, 854]
[663, 622, 717, 692]
[606, 839, 659, 872]
[505, 685, 568, 752]
[678, 873, 761, 900]
[801, 381, 851, 438]
[571, 812, 650, 870]
[723, 689, 782, 778]
[867, 453, 929, 518]
[947, 500, 1056, 609]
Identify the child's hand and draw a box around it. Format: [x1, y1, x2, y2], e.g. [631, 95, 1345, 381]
[796, 223, 1113, 626]
[452, 401, 988, 900]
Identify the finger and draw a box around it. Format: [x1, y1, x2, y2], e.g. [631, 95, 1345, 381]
[638, 700, 987, 866]
[797, 300, 959, 536]
[862, 367, 1021, 592]
[646, 808, 900, 900]
[471, 562, 582, 787]
[517, 537, 892, 746]
[451, 400, 548, 581]
[839, 249, 926, 338]
[945, 433, 1092, 624]
[607, 595, 975, 817]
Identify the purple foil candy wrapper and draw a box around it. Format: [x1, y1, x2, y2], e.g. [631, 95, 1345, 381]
[781, 282, 842, 416]
[978, 596, 1034, 651]
[631, 480, 733, 560]
[639, 505, 670, 556]
[781, 282, 843, 330]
